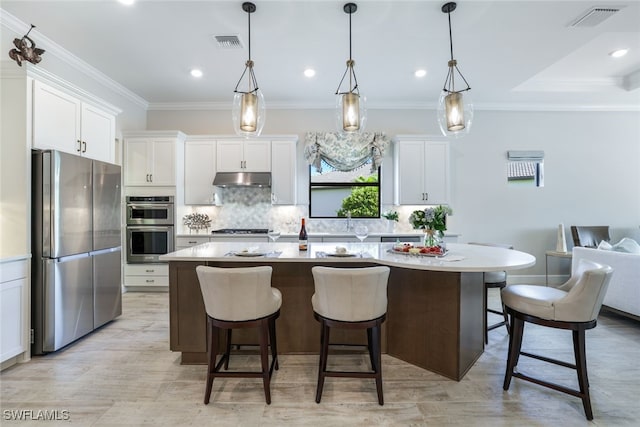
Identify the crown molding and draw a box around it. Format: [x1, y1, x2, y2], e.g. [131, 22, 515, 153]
[1, 8, 149, 110]
[147, 100, 640, 112]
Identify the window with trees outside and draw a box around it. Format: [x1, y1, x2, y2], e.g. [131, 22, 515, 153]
[309, 158, 380, 218]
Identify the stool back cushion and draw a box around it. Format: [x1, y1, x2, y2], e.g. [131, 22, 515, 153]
[555, 261, 613, 322]
[196, 266, 282, 321]
[311, 266, 390, 322]
[502, 260, 613, 322]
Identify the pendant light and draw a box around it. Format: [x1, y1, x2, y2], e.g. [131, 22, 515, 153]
[335, 3, 366, 134]
[437, 2, 473, 138]
[232, 2, 265, 137]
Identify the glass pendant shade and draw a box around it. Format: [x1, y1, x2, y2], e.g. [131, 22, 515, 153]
[437, 89, 473, 138]
[232, 88, 265, 137]
[335, 91, 366, 134]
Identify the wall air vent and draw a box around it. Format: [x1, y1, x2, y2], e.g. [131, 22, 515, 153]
[213, 35, 244, 49]
[569, 7, 621, 27]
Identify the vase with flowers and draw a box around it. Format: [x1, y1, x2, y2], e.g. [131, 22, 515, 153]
[382, 210, 399, 233]
[409, 205, 452, 247]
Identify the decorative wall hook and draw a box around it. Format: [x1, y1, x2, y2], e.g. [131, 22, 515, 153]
[9, 24, 45, 67]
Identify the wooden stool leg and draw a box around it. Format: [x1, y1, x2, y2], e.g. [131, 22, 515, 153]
[204, 318, 219, 404]
[315, 321, 330, 403]
[372, 322, 384, 405]
[259, 319, 272, 405]
[366, 327, 375, 371]
[573, 330, 593, 420]
[503, 315, 524, 390]
[269, 317, 279, 371]
[224, 329, 232, 370]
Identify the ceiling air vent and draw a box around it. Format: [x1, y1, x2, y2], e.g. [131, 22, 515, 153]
[569, 7, 621, 27]
[214, 35, 244, 49]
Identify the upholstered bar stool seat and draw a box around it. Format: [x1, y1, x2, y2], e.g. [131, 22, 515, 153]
[311, 266, 390, 405]
[196, 265, 282, 405]
[502, 259, 613, 420]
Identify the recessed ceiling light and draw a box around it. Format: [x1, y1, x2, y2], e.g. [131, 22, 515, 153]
[118, 0, 135, 5]
[415, 69, 427, 78]
[304, 68, 316, 78]
[190, 69, 203, 78]
[609, 49, 629, 58]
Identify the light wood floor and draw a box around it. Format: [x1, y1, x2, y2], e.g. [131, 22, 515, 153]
[1, 291, 639, 426]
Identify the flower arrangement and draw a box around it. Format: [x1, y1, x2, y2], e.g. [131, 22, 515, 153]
[409, 205, 452, 233]
[183, 212, 212, 230]
[382, 210, 399, 222]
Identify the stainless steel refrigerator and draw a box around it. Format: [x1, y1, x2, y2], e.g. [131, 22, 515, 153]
[32, 150, 122, 354]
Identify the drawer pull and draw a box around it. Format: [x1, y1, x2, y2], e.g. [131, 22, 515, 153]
[188, 241, 197, 244]
[145, 269, 155, 273]
[146, 279, 155, 283]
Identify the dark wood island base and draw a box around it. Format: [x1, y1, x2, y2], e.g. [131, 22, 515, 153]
[169, 260, 484, 381]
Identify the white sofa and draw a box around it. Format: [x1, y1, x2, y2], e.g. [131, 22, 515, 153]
[572, 247, 640, 319]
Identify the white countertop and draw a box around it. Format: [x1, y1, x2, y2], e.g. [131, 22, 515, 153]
[160, 242, 535, 273]
[177, 232, 461, 238]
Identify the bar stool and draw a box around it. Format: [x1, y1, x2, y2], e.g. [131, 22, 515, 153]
[501, 259, 613, 420]
[311, 266, 390, 405]
[195, 265, 282, 405]
[468, 242, 513, 343]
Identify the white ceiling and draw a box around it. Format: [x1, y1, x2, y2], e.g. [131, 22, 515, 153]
[1, 0, 639, 110]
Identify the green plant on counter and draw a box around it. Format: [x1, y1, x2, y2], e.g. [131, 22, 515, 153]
[382, 210, 399, 222]
[336, 176, 379, 218]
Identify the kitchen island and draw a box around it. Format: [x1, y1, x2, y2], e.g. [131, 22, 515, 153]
[161, 242, 535, 381]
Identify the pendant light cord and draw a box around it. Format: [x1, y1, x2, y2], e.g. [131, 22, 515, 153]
[247, 9, 252, 62]
[448, 11, 454, 61]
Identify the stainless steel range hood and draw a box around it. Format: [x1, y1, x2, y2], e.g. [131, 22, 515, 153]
[212, 172, 271, 187]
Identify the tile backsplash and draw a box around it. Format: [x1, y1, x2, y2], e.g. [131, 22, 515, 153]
[176, 187, 434, 235]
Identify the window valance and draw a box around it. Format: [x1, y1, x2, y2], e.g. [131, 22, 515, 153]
[303, 132, 390, 173]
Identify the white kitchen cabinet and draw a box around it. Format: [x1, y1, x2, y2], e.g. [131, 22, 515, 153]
[270, 139, 297, 205]
[175, 236, 210, 249]
[184, 138, 217, 204]
[216, 140, 271, 172]
[32, 80, 116, 163]
[394, 138, 450, 205]
[124, 132, 186, 186]
[124, 264, 169, 288]
[1, 259, 29, 365]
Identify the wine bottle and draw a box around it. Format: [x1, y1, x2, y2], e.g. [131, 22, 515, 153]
[298, 218, 308, 251]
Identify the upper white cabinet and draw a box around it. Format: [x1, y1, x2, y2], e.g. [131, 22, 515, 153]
[216, 140, 271, 172]
[124, 131, 186, 186]
[271, 139, 297, 205]
[184, 138, 217, 204]
[394, 137, 450, 205]
[32, 80, 116, 163]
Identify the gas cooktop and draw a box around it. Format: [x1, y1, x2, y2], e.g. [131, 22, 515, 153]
[211, 228, 269, 234]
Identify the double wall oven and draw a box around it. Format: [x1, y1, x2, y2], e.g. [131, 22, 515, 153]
[126, 196, 174, 263]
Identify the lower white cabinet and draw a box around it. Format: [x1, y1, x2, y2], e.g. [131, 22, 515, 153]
[176, 236, 210, 249]
[124, 264, 169, 288]
[1, 259, 29, 365]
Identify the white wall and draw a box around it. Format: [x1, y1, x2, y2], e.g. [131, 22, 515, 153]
[147, 107, 640, 279]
